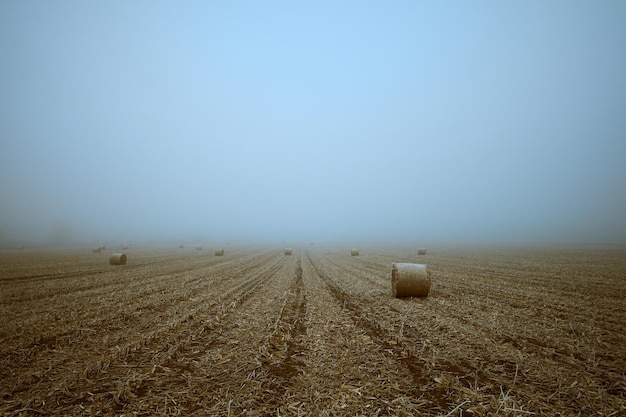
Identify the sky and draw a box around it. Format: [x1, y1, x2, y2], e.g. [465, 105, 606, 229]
[1, 0, 625, 246]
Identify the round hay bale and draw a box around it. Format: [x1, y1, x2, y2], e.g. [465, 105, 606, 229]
[391, 263, 430, 298]
[418, 248, 427, 255]
[215, 248, 224, 256]
[109, 253, 127, 265]
[284, 248, 293, 255]
[351, 249, 359, 256]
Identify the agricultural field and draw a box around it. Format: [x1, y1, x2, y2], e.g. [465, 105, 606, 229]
[0, 244, 624, 416]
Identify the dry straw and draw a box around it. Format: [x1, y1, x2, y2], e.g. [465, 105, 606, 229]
[418, 248, 427, 255]
[284, 248, 293, 255]
[351, 249, 360, 256]
[109, 253, 127, 265]
[391, 262, 430, 297]
[215, 248, 224, 256]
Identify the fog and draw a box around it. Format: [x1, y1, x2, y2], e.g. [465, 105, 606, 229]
[2, 1, 625, 247]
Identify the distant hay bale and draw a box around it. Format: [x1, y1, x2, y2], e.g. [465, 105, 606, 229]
[284, 248, 293, 255]
[109, 253, 127, 265]
[215, 248, 224, 256]
[391, 263, 430, 298]
[351, 249, 359, 256]
[196, 245, 203, 251]
[418, 248, 427, 255]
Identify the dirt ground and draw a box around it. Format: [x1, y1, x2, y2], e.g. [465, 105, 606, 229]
[0, 244, 624, 416]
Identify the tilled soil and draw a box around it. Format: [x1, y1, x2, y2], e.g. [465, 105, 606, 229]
[0, 244, 624, 416]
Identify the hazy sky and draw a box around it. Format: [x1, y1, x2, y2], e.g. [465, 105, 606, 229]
[1, 1, 625, 245]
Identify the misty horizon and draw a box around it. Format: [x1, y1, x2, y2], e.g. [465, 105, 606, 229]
[2, 1, 626, 247]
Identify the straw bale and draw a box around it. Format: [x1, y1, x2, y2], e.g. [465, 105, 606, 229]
[215, 248, 224, 256]
[109, 253, 127, 265]
[284, 248, 293, 255]
[351, 249, 359, 256]
[391, 262, 430, 297]
[418, 248, 427, 255]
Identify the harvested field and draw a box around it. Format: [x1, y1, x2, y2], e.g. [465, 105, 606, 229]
[0, 245, 624, 416]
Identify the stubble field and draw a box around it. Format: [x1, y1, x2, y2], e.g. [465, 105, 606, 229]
[0, 244, 624, 416]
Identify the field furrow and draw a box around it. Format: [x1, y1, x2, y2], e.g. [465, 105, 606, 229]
[1, 245, 624, 416]
[0, 249, 282, 415]
[0, 249, 276, 359]
[306, 246, 626, 415]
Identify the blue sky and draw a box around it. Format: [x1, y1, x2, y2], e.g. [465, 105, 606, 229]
[1, 1, 625, 245]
